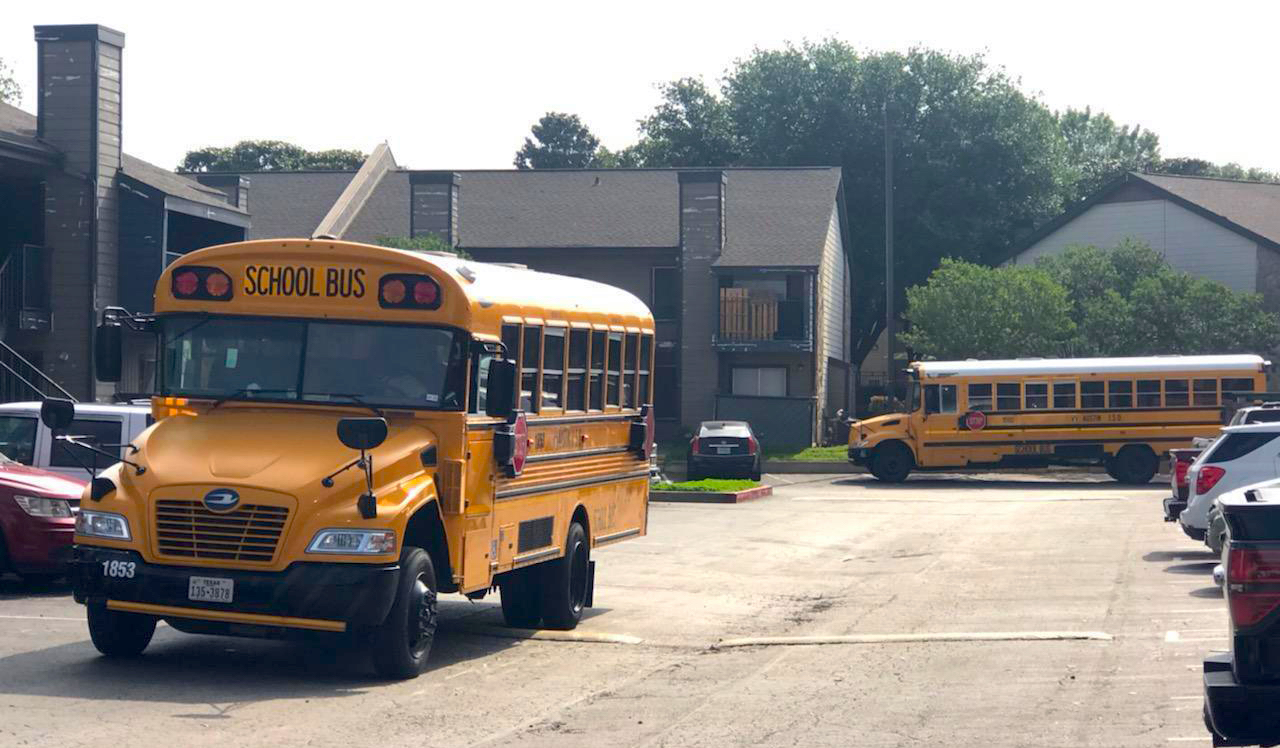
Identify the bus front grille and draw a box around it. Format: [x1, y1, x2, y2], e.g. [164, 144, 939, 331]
[154, 500, 289, 563]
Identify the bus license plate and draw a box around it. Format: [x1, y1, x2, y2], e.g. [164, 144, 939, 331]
[188, 576, 234, 603]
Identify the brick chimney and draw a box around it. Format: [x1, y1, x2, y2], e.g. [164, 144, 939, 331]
[678, 170, 727, 429]
[409, 172, 461, 246]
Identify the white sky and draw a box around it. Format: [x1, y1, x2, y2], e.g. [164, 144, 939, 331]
[3, 0, 1277, 173]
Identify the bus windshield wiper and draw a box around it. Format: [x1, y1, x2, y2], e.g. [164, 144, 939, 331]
[304, 392, 384, 417]
[208, 388, 296, 409]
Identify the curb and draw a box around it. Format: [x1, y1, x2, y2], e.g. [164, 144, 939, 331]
[649, 485, 773, 504]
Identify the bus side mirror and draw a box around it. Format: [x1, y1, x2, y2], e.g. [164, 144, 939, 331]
[95, 323, 123, 383]
[40, 398, 75, 433]
[337, 417, 387, 451]
[486, 360, 518, 418]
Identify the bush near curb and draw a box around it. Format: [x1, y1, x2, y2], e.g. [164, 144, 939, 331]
[651, 478, 760, 493]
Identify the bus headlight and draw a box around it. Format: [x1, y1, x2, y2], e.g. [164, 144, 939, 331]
[76, 510, 131, 540]
[307, 529, 396, 554]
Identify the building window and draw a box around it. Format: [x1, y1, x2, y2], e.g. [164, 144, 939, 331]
[566, 329, 588, 411]
[652, 267, 679, 321]
[731, 367, 786, 397]
[541, 328, 565, 411]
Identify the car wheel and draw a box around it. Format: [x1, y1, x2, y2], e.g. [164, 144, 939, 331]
[87, 602, 157, 657]
[685, 461, 701, 481]
[369, 546, 438, 679]
[540, 522, 589, 630]
[869, 442, 913, 483]
[1112, 445, 1158, 484]
[499, 568, 543, 629]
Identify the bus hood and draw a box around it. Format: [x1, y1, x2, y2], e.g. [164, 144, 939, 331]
[849, 412, 909, 442]
[132, 408, 436, 499]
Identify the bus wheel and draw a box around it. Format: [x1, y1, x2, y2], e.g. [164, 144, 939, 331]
[869, 442, 913, 483]
[87, 603, 157, 657]
[540, 522, 589, 630]
[499, 569, 543, 628]
[1112, 445, 1158, 484]
[370, 546, 438, 680]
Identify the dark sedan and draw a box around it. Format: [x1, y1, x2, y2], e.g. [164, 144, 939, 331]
[686, 421, 762, 480]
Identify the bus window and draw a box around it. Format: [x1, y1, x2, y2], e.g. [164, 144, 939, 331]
[1137, 379, 1161, 407]
[1194, 378, 1218, 406]
[606, 333, 623, 407]
[1222, 378, 1254, 402]
[502, 323, 521, 407]
[638, 334, 652, 406]
[542, 328, 565, 411]
[996, 382, 1020, 410]
[521, 326, 542, 412]
[567, 329, 588, 411]
[925, 384, 957, 415]
[1053, 382, 1076, 409]
[589, 330, 605, 410]
[1081, 381, 1105, 408]
[469, 351, 494, 414]
[1025, 382, 1048, 409]
[968, 383, 993, 411]
[1108, 380, 1133, 408]
[1165, 379, 1189, 406]
[624, 333, 638, 408]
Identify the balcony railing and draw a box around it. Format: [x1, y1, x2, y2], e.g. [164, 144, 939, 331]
[718, 288, 807, 343]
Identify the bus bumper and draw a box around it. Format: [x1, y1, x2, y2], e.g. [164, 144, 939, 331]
[70, 545, 400, 630]
[848, 446, 870, 466]
[1203, 652, 1280, 745]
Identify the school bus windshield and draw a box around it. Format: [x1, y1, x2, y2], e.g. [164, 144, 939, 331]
[158, 314, 468, 409]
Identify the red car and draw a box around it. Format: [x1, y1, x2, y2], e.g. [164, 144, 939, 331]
[0, 455, 86, 584]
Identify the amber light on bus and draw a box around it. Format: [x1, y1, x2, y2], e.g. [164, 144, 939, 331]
[379, 274, 442, 310]
[1227, 547, 1280, 627]
[172, 266, 233, 301]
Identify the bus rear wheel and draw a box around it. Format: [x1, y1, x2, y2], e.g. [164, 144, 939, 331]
[499, 568, 543, 629]
[87, 603, 157, 657]
[370, 546, 438, 680]
[1111, 445, 1158, 485]
[540, 522, 589, 630]
[869, 442, 914, 483]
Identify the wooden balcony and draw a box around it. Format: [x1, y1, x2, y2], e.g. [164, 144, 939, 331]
[715, 288, 811, 351]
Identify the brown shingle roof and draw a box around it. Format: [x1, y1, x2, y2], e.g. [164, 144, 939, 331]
[1134, 172, 1280, 248]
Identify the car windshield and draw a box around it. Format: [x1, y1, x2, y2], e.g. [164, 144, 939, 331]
[159, 315, 468, 410]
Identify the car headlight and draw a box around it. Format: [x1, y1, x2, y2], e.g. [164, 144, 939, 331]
[76, 510, 131, 540]
[307, 529, 396, 554]
[13, 495, 73, 518]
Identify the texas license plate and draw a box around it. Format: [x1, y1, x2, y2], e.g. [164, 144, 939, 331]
[716, 446, 731, 454]
[188, 576, 234, 603]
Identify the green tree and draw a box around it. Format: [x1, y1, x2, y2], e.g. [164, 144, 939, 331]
[0, 57, 21, 105]
[1152, 157, 1279, 183]
[373, 234, 469, 259]
[899, 259, 1076, 359]
[178, 140, 366, 172]
[628, 41, 1070, 368]
[513, 112, 603, 169]
[1056, 107, 1161, 203]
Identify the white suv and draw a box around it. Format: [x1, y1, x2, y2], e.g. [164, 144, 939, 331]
[1181, 422, 1280, 540]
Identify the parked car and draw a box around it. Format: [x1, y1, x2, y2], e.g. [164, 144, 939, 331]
[0, 455, 86, 583]
[1202, 484, 1280, 745]
[1181, 422, 1280, 541]
[686, 421, 762, 480]
[0, 401, 150, 479]
[1165, 447, 1203, 522]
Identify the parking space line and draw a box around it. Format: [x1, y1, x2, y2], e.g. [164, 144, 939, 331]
[446, 624, 645, 645]
[714, 631, 1113, 648]
[0, 614, 83, 622]
[1165, 631, 1180, 643]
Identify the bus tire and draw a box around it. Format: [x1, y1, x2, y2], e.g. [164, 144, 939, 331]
[869, 442, 914, 483]
[539, 522, 589, 630]
[1112, 445, 1158, 485]
[87, 602, 157, 657]
[499, 569, 543, 628]
[370, 546, 438, 680]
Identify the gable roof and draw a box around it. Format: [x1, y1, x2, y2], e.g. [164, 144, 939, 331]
[0, 102, 59, 162]
[717, 168, 844, 267]
[1010, 171, 1280, 260]
[232, 171, 355, 239]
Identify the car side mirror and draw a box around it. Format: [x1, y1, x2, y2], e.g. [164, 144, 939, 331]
[95, 323, 123, 383]
[40, 398, 75, 432]
[486, 359, 518, 418]
[337, 417, 388, 451]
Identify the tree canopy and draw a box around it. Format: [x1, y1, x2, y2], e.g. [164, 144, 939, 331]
[901, 240, 1280, 360]
[373, 234, 469, 259]
[513, 112, 607, 169]
[177, 140, 366, 172]
[0, 57, 20, 105]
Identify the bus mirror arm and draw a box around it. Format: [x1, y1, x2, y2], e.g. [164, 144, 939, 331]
[334, 417, 388, 519]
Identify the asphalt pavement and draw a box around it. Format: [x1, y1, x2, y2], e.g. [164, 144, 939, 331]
[0, 471, 1223, 747]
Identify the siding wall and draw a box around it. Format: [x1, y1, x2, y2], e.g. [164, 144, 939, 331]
[818, 206, 847, 362]
[1015, 199, 1259, 292]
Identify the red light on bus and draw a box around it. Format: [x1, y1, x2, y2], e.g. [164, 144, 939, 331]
[381, 279, 406, 304]
[205, 271, 231, 298]
[174, 271, 199, 297]
[413, 280, 438, 305]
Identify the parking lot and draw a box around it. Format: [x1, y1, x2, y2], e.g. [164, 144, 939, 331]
[0, 472, 1222, 747]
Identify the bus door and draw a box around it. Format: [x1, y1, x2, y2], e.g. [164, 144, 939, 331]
[920, 382, 959, 466]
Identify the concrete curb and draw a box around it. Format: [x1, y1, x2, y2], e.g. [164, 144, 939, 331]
[712, 631, 1114, 648]
[449, 624, 645, 645]
[650, 485, 774, 504]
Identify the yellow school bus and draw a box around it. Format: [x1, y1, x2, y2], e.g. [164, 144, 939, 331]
[52, 238, 655, 678]
[848, 355, 1269, 483]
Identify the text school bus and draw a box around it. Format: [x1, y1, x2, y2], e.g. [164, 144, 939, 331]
[49, 239, 656, 679]
[848, 355, 1268, 483]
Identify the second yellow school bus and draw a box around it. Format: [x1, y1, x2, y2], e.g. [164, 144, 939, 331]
[57, 238, 655, 678]
[848, 355, 1269, 483]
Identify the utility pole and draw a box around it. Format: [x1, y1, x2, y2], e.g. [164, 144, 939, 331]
[883, 100, 895, 396]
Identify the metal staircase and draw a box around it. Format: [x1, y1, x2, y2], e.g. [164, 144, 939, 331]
[0, 250, 77, 403]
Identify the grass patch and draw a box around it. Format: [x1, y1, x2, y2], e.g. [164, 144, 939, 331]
[652, 478, 760, 493]
[764, 445, 848, 461]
